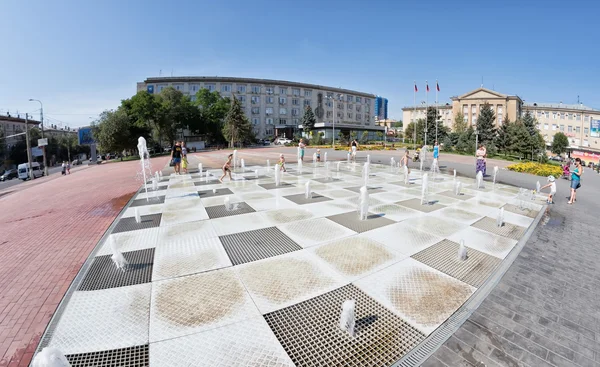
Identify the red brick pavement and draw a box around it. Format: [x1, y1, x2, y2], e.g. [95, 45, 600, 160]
[0, 157, 168, 367]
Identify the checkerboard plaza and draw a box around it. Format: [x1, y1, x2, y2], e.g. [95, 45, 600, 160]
[40, 160, 545, 367]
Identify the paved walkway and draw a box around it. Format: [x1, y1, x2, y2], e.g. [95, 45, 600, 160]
[0, 157, 168, 367]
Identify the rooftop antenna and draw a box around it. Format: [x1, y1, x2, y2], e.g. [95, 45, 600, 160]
[577, 95, 580, 104]
[159, 69, 162, 76]
[481, 76, 484, 88]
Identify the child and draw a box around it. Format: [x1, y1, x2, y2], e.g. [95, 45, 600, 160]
[219, 154, 233, 182]
[316, 149, 321, 162]
[278, 154, 287, 172]
[539, 175, 557, 204]
[401, 150, 411, 174]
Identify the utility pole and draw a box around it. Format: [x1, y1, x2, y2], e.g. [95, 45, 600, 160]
[25, 114, 34, 180]
[29, 99, 48, 176]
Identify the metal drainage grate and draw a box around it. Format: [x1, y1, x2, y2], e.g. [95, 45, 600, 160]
[436, 190, 473, 201]
[326, 211, 395, 233]
[312, 177, 341, 184]
[264, 284, 426, 367]
[205, 202, 256, 219]
[344, 186, 386, 194]
[502, 203, 539, 218]
[396, 198, 446, 213]
[411, 239, 501, 288]
[147, 178, 170, 184]
[389, 181, 416, 187]
[219, 227, 302, 265]
[66, 344, 149, 367]
[129, 196, 165, 207]
[471, 217, 526, 240]
[197, 187, 234, 198]
[284, 193, 332, 205]
[259, 182, 295, 190]
[78, 248, 154, 291]
[112, 214, 162, 234]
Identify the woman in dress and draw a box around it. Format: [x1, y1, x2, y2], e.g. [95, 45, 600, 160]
[476, 144, 486, 176]
[567, 158, 583, 204]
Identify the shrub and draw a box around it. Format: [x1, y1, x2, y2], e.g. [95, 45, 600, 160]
[506, 162, 562, 177]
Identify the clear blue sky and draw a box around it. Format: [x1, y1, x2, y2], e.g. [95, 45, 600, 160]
[1, 0, 598, 128]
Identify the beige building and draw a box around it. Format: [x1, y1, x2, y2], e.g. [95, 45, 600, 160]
[137, 76, 384, 140]
[1, 114, 41, 151]
[402, 87, 600, 163]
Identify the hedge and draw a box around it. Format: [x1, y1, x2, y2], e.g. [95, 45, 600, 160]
[506, 162, 563, 177]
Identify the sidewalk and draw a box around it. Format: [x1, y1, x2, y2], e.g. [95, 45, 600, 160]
[0, 156, 168, 367]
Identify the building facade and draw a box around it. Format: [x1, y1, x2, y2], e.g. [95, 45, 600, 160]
[375, 96, 388, 120]
[402, 87, 600, 163]
[0, 114, 41, 152]
[137, 77, 384, 140]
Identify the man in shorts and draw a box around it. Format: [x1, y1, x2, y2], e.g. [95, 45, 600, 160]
[171, 141, 183, 174]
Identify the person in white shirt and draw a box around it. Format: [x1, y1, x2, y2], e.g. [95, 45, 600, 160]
[539, 175, 557, 204]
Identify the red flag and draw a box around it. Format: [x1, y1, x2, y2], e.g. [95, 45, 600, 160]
[414, 83, 418, 92]
[426, 83, 430, 92]
[436, 82, 440, 92]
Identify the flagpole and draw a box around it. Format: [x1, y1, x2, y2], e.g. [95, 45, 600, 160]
[435, 79, 438, 143]
[425, 80, 428, 147]
[413, 81, 417, 150]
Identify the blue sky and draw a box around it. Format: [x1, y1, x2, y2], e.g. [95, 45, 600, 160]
[1, 0, 598, 128]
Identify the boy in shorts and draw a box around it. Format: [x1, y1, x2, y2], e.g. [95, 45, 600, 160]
[539, 175, 557, 204]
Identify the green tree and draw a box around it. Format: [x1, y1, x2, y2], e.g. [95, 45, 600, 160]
[223, 95, 254, 148]
[360, 131, 369, 144]
[551, 132, 569, 156]
[495, 116, 512, 156]
[94, 109, 133, 153]
[453, 112, 468, 133]
[456, 126, 476, 154]
[521, 111, 538, 137]
[350, 131, 358, 141]
[156, 87, 197, 145]
[376, 131, 384, 141]
[193, 89, 230, 143]
[475, 103, 496, 145]
[392, 120, 403, 128]
[509, 122, 532, 158]
[302, 106, 316, 135]
[123, 91, 163, 146]
[425, 107, 442, 144]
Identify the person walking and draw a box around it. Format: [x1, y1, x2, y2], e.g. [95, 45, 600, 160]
[298, 139, 306, 162]
[568, 158, 583, 204]
[351, 139, 358, 162]
[61, 161, 66, 176]
[181, 141, 188, 174]
[475, 144, 486, 176]
[170, 141, 183, 175]
[219, 154, 233, 182]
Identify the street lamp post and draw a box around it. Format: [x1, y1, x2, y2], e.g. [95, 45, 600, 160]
[29, 99, 48, 176]
[326, 94, 342, 148]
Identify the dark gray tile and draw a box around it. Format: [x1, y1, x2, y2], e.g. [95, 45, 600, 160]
[112, 214, 162, 234]
[78, 249, 154, 291]
[219, 227, 301, 265]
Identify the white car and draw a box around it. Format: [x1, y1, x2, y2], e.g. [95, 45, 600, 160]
[276, 138, 291, 145]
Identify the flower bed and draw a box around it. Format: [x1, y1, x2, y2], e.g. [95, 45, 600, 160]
[506, 162, 563, 177]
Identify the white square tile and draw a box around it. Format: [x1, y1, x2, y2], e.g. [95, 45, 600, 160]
[354, 258, 475, 335]
[400, 216, 467, 238]
[245, 197, 298, 211]
[235, 251, 347, 314]
[152, 237, 232, 281]
[149, 317, 295, 367]
[429, 207, 484, 225]
[96, 227, 160, 256]
[210, 212, 272, 236]
[501, 210, 535, 228]
[360, 223, 443, 256]
[149, 268, 260, 342]
[160, 208, 209, 226]
[451, 201, 496, 217]
[162, 198, 203, 212]
[48, 284, 151, 354]
[311, 236, 406, 282]
[122, 203, 163, 218]
[278, 217, 356, 248]
[158, 220, 217, 245]
[447, 227, 518, 259]
[370, 203, 423, 222]
[260, 207, 315, 225]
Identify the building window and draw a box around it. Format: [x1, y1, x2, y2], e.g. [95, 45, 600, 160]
[544, 124, 549, 130]
[337, 111, 343, 118]
[190, 95, 197, 102]
[279, 87, 287, 95]
[252, 118, 260, 125]
[205, 84, 215, 92]
[365, 105, 370, 113]
[266, 107, 273, 115]
[292, 108, 300, 116]
[266, 96, 274, 104]
[292, 98, 299, 105]
[584, 127, 589, 135]
[576, 126, 581, 133]
[356, 105, 361, 112]
[497, 106, 503, 115]
[304, 100, 311, 107]
[552, 124, 557, 131]
[304, 90, 312, 97]
[237, 95, 246, 103]
[568, 126, 573, 132]
[292, 118, 299, 126]
[251, 96, 260, 104]
[292, 88, 300, 96]
[347, 112, 353, 119]
[560, 112, 565, 119]
[576, 114, 581, 121]
[251, 85, 261, 94]
[553, 112, 557, 119]
[348, 104, 354, 110]
[568, 113, 573, 120]
[266, 118, 273, 125]
[356, 114, 362, 120]
[221, 84, 232, 92]
[337, 103, 344, 110]
[365, 98, 370, 104]
[279, 108, 287, 115]
[347, 95, 353, 102]
[326, 111, 333, 118]
[356, 96, 362, 103]
[190, 84, 199, 92]
[544, 111, 549, 118]
[583, 139, 589, 146]
[279, 97, 287, 104]
[498, 115, 503, 125]
[279, 118, 287, 125]
[174, 84, 182, 91]
[237, 85, 246, 93]
[326, 101, 333, 108]
[584, 115, 590, 122]
[266, 87, 274, 94]
[560, 125, 565, 131]
[251, 107, 260, 114]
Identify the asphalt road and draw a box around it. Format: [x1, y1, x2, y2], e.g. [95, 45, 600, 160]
[0, 165, 74, 191]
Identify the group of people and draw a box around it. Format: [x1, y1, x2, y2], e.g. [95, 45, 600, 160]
[170, 141, 189, 175]
[61, 161, 70, 175]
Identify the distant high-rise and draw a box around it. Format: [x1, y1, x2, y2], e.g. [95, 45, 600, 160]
[375, 96, 388, 120]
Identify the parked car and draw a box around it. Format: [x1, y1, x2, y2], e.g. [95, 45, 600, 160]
[257, 139, 271, 146]
[72, 159, 82, 166]
[0, 169, 17, 181]
[17, 162, 44, 180]
[549, 156, 564, 162]
[275, 138, 292, 145]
